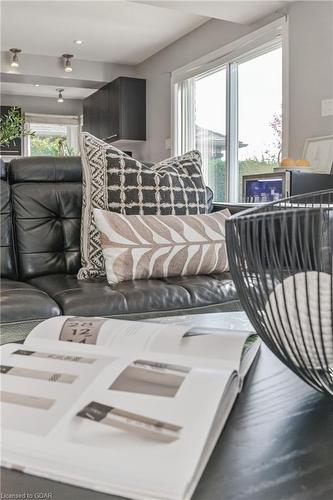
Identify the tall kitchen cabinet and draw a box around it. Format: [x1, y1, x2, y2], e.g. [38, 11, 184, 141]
[83, 77, 146, 142]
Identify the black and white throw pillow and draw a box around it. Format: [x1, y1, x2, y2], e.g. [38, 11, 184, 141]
[78, 132, 208, 279]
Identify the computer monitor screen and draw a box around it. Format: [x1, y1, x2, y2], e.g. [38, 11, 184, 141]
[244, 178, 283, 203]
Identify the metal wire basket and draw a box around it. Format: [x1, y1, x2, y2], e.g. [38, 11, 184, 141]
[226, 189, 333, 396]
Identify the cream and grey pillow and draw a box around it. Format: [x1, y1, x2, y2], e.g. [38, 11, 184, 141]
[93, 208, 230, 284]
[78, 132, 208, 279]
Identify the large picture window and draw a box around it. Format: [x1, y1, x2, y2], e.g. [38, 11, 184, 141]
[237, 48, 282, 198]
[195, 68, 227, 201]
[173, 19, 286, 202]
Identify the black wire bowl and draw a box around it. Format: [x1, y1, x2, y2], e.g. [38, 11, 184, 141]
[226, 189, 333, 396]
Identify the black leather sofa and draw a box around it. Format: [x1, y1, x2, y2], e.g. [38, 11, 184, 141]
[0, 156, 242, 343]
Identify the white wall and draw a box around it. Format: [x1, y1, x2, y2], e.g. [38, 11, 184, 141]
[136, 2, 333, 163]
[136, 18, 252, 162]
[2, 18, 250, 162]
[0, 56, 141, 157]
[0, 52, 136, 86]
[0, 53, 138, 144]
[0, 93, 83, 116]
[288, 1, 333, 158]
[2, 2, 332, 163]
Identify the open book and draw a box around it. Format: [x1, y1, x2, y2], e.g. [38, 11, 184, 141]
[1, 315, 260, 500]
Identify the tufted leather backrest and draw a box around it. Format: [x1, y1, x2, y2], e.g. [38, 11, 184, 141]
[8, 155, 214, 281]
[0, 180, 17, 279]
[9, 156, 82, 281]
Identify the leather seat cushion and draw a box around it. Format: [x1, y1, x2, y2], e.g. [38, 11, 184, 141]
[1, 279, 61, 323]
[29, 273, 239, 317]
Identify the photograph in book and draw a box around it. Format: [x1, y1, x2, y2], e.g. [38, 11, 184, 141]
[0, 391, 55, 410]
[0, 315, 260, 500]
[59, 317, 108, 344]
[77, 401, 183, 442]
[0, 364, 77, 384]
[110, 360, 191, 397]
[12, 349, 97, 364]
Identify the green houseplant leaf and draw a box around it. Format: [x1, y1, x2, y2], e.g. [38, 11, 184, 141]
[0, 107, 34, 147]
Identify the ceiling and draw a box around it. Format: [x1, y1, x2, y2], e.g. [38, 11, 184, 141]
[0, 82, 95, 99]
[1, 1, 207, 64]
[1, 1, 288, 100]
[136, 1, 288, 25]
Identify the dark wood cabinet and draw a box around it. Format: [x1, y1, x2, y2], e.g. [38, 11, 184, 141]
[0, 106, 22, 156]
[83, 77, 146, 142]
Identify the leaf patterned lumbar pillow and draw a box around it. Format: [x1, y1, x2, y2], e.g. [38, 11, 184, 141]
[93, 208, 230, 284]
[78, 132, 208, 280]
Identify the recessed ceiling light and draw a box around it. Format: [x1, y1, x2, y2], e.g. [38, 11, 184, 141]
[34, 84, 40, 87]
[74, 40, 83, 45]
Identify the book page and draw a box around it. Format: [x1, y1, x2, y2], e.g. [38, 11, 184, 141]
[25, 316, 189, 357]
[1, 321, 260, 500]
[239, 335, 261, 385]
[0, 342, 115, 436]
[173, 329, 254, 371]
[25, 316, 256, 373]
[1, 345, 235, 500]
[0, 337, 239, 439]
[142, 312, 257, 369]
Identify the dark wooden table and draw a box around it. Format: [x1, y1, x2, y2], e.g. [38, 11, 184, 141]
[1, 316, 333, 500]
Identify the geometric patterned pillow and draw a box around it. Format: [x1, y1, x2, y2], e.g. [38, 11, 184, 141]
[93, 208, 230, 284]
[78, 132, 208, 280]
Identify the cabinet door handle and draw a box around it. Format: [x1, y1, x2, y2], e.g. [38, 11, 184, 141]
[103, 134, 118, 142]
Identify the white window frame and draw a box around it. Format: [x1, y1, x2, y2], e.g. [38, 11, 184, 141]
[24, 113, 80, 156]
[171, 17, 289, 202]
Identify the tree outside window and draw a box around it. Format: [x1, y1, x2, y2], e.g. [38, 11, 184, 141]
[27, 122, 79, 156]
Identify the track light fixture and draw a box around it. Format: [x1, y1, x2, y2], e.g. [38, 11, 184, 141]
[62, 54, 73, 73]
[57, 88, 64, 103]
[9, 48, 21, 68]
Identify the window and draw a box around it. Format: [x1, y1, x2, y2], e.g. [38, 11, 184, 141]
[173, 18, 286, 202]
[195, 68, 227, 201]
[24, 114, 80, 157]
[238, 48, 282, 198]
